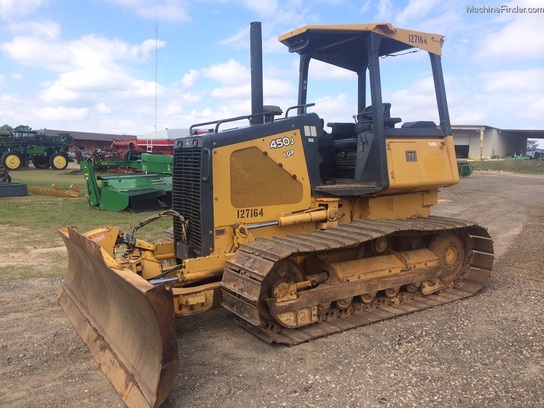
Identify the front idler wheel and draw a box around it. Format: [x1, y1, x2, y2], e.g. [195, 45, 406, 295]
[430, 232, 466, 283]
[260, 259, 304, 324]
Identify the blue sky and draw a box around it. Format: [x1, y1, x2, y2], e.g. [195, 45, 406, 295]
[1, 0, 543, 140]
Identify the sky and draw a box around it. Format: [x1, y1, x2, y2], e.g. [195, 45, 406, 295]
[0, 0, 543, 140]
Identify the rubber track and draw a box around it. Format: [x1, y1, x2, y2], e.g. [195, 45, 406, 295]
[221, 216, 494, 345]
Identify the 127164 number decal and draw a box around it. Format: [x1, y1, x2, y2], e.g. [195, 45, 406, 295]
[269, 137, 295, 149]
[408, 34, 427, 45]
[237, 208, 264, 219]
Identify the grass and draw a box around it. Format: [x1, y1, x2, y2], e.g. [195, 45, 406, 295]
[1, 166, 173, 279]
[470, 158, 544, 175]
[7, 167, 86, 189]
[4, 167, 172, 237]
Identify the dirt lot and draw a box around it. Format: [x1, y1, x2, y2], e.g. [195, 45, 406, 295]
[1, 171, 543, 407]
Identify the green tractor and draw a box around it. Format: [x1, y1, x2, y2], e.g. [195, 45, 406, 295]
[0, 129, 73, 170]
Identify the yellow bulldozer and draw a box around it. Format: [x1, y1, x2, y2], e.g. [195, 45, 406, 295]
[57, 22, 494, 407]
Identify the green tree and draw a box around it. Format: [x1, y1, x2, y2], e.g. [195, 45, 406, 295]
[14, 125, 32, 131]
[0, 124, 13, 131]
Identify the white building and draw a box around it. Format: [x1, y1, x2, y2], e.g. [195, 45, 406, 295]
[452, 126, 544, 159]
[138, 129, 191, 140]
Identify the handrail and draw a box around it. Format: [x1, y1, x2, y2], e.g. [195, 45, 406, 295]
[284, 103, 315, 117]
[189, 104, 317, 135]
[190, 111, 272, 135]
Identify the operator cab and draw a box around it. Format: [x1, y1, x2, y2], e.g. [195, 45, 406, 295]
[279, 23, 451, 196]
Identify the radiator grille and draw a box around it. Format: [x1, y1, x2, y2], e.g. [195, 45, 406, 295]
[172, 146, 203, 254]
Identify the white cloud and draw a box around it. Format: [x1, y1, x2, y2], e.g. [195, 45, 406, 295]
[482, 69, 544, 93]
[526, 97, 544, 124]
[395, 0, 441, 26]
[108, 0, 190, 22]
[217, 26, 248, 49]
[36, 106, 89, 122]
[369, 0, 464, 36]
[2, 30, 163, 109]
[240, 0, 279, 16]
[58, 65, 132, 93]
[70, 35, 163, 65]
[95, 102, 111, 114]
[1, 36, 70, 70]
[446, 66, 544, 128]
[214, 0, 319, 52]
[8, 20, 60, 39]
[210, 84, 250, 100]
[375, 0, 394, 21]
[201, 59, 249, 85]
[476, 2, 544, 61]
[2, 33, 160, 71]
[100, 116, 147, 135]
[316, 93, 356, 126]
[451, 109, 485, 125]
[0, 93, 24, 121]
[359, 0, 372, 15]
[388, 76, 438, 123]
[477, 69, 544, 128]
[219, 24, 286, 55]
[263, 78, 294, 99]
[176, 56, 294, 118]
[309, 60, 356, 81]
[314, 0, 343, 5]
[118, 79, 163, 99]
[0, 0, 47, 20]
[39, 82, 91, 105]
[181, 69, 199, 88]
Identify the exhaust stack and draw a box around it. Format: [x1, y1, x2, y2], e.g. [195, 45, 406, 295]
[250, 21, 264, 125]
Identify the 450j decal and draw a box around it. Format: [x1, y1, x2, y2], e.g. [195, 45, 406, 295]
[269, 137, 295, 149]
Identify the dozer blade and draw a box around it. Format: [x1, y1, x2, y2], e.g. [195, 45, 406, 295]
[57, 227, 179, 408]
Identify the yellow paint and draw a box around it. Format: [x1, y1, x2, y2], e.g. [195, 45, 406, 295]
[212, 129, 313, 227]
[279, 23, 444, 56]
[386, 136, 458, 192]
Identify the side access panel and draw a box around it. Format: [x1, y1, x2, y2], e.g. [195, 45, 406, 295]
[386, 136, 459, 190]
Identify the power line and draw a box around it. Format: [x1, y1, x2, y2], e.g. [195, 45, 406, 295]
[154, 7, 158, 132]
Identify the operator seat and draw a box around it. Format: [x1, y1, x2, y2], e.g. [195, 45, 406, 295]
[356, 103, 402, 129]
[327, 103, 401, 151]
[319, 103, 402, 182]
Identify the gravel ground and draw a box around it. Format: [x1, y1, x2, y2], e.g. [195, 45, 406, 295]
[1, 171, 543, 407]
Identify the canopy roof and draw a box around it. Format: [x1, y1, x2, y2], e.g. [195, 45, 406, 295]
[279, 23, 444, 72]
